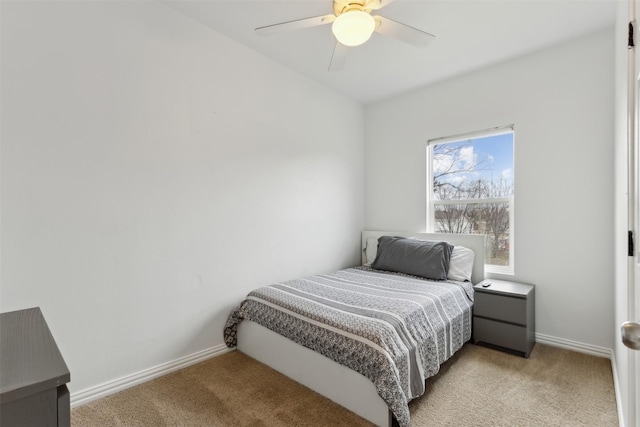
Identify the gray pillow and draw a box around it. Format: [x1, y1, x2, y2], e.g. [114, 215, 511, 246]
[371, 236, 453, 280]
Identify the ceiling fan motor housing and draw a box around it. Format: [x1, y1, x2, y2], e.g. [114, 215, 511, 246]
[333, 0, 381, 16]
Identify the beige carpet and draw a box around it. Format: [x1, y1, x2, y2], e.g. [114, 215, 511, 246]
[71, 343, 618, 426]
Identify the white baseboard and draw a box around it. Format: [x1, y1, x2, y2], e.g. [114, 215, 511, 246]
[70, 344, 232, 408]
[535, 332, 613, 359]
[71, 335, 620, 420]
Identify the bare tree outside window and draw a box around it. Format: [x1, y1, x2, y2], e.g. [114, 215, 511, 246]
[428, 131, 514, 272]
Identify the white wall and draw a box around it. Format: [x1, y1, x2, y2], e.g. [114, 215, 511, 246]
[365, 30, 615, 349]
[0, 1, 364, 394]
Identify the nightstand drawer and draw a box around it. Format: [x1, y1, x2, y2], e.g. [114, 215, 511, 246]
[473, 317, 528, 352]
[474, 292, 526, 325]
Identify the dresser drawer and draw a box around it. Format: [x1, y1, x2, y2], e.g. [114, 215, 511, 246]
[474, 292, 527, 325]
[473, 317, 528, 353]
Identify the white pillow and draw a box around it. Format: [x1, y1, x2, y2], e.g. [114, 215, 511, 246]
[364, 238, 379, 265]
[448, 245, 475, 282]
[408, 236, 474, 281]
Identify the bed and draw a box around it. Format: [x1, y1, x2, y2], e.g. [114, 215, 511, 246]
[224, 231, 485, 427]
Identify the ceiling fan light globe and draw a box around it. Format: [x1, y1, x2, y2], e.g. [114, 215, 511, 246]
[331, 11, 375, 47]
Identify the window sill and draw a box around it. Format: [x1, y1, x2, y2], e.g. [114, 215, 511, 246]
[484, 265, 514, 276]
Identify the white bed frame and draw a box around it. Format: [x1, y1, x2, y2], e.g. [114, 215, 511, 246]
[237, 231, 485, 427]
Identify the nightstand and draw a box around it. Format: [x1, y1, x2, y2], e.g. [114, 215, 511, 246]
[1, 307, 70, 426]
[473, 279, 535, 358]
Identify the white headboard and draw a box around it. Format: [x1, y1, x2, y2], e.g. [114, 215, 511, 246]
[361, 230, 485, 284]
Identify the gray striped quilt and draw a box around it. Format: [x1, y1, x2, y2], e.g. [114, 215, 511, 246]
[224, 266, 474, 427]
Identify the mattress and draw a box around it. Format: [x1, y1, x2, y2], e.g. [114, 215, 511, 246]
[224, 266, 474, 427]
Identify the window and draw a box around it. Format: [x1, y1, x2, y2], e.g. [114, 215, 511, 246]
[427, 127, 514, 274]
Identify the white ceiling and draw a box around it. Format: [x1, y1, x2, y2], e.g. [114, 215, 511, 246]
[164, 0, 618, 105]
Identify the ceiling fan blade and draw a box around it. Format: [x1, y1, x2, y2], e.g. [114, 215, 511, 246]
[364, 0, 398, 11]
[256, 15, 335, 36]
[373, 15, 435, 47]
[379, 0, 398, 8]
[328, 41, 349, 72]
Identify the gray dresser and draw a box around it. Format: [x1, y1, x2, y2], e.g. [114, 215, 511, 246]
[0, 307, 70, 426]
[473, 279, 535, 358]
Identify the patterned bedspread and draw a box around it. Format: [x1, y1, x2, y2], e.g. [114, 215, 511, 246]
[224, 266, 474, 427]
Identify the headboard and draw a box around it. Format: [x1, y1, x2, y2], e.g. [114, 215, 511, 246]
[361, 230, 485, 284]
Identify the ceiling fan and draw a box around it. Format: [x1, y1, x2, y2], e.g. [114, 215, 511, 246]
[255, 0, 435, 71]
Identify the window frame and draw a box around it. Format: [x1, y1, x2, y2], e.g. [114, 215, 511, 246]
[426, 126, 515, 275]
